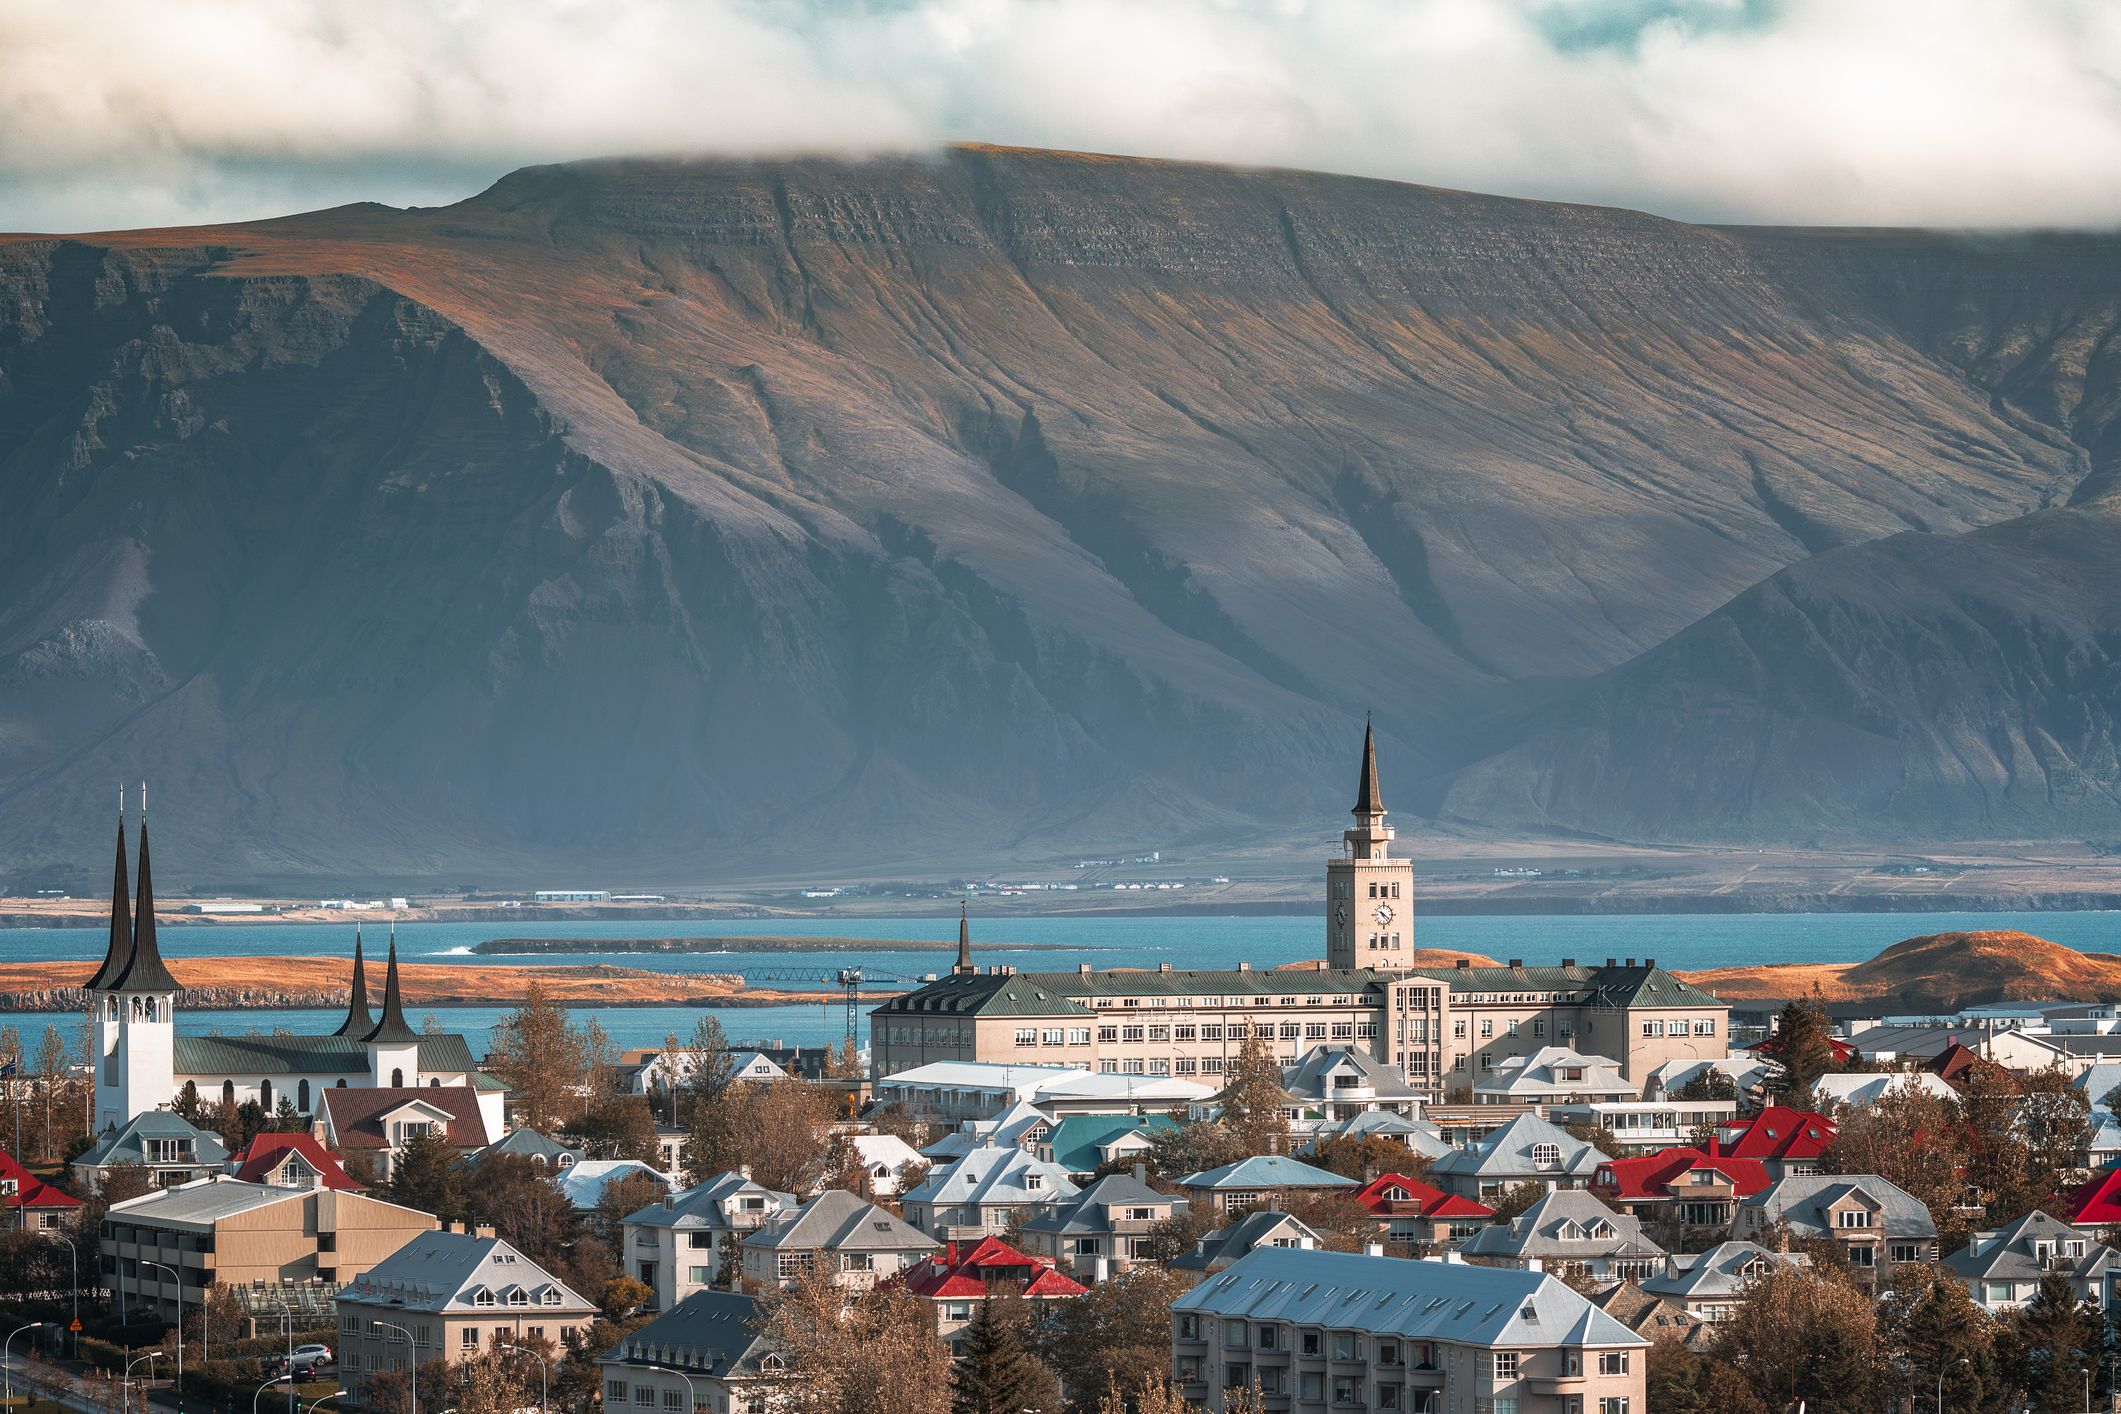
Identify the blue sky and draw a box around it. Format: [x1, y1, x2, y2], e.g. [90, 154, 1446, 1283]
[4, 0, 2120, 232]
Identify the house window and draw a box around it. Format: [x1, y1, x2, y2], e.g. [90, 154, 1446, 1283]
[1098, 1027, 1118, 1044]
[1332, 1332, 1359, 1360]
[1493, 1351, 1520, 1380]
[664, 1392, 684, 1411]
[608, 1383, 628, 1403]
[1532, 1019, 1546, 1037]
[634, 1389, 654, 1407]
[1599, 1401, 1631, 1414]
[461, 1328, 479, 1348]
[1223, 1321, 1248, 1348]
[1640, 1021, 1663, 1038]
[1300, 1330, 1321, 1356]
[1298, 1373, 1323, 1401]
[1068, 1029, 1091, 1045]
[1015, 1030, 1037, 1047]
[1256, 1325, 1279, 1351]
[1889, 1244, 1922, 1263]
[1597, 1352, 1629, 1375]
[1694, 1019, 1716, 1036]
[1480, 1020, 1494, 1039]
[1177, 1315, 1200, 1341]
[1836, 1210, 1869, 1229]
[1454, 1020, 1467, 1039]
[1332, 1377, 1361, 1406]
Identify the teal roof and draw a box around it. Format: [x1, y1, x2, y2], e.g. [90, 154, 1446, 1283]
[1043, 1113, 1177, 1174]
[1175, 1155, 1356, 1191]
[173, 1032, 476, 1076]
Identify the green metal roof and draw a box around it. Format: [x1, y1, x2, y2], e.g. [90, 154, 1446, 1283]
[173, 1032, 477, 1076]
[871, 973, 1096, 1018]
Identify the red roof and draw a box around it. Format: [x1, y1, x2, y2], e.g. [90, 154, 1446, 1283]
[893, 1235, 1088, 1301]
[228, 1133, 360, 1191]
[1591, 1146, 1772, 1202]
[0, 1151, 80, 1211]
[2066, 1168, 2121, 1227]
[1714, 1106, 1836, 1163]
[1350, 1172, 1494, 1221]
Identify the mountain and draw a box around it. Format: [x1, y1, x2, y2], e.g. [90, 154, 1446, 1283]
[3, 147, 2120, 883]
[1683, 930, 2121, 1010]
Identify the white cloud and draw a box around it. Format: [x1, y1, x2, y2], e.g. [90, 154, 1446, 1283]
[4, 0, 2121, 231]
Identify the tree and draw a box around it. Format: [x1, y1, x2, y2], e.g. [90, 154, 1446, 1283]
[1035, 1267, 1192, 1411]
[467, 1153, 593, 1281]
[1269, 1191, 1382, 1253]
[1307, 1134, 1428, 1183]
[1138, 1203, 1222, 1265]
[1217, 1031, 1291, 1156]
[32, 1024, 68, 1161]
[1713, 1265, 1879, 1414]
[1879, 1264, 1996, 1414]
[1090, 1376, 1190, 1414]
[1674, 1069, 1738, 1103]
[592, 1170, 671, 1255]
[951, 1296, 1058, 1414]
[1488, 1182, 1546, 1222]
[758, 1267, 952, 1414]
[575, 1093, 661, 1164]
[686, 1078, 834, 1194]
[454, 1352, 534, 1414]
[386, 1128, 467, 1219]
[1767, 995, 1835, 1102]
[2009, 1272, 2101, 1413]
[1562, 1121, 1623, 1158]
[1142, 1121, 1248, 1183]
[1820, 1087, 1965, 1245]
[487, 984, 590, 1130]
[2017, 1063, 2092, 1197]
[1645, 1344, 1770, 1414]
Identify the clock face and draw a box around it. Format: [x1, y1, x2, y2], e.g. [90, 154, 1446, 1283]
[1373, 903, 1395, 926]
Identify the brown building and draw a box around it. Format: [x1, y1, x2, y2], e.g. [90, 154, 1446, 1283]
[874, 733, 1726, 1093]
[102, 1177, 437, 1325]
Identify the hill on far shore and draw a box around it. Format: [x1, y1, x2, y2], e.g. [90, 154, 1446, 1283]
[1681, 930, 2121, 1012]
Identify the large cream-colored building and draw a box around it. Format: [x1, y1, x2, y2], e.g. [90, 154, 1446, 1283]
[873, 731, 1727, 1094]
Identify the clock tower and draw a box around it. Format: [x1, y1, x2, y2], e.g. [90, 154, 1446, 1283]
[1326, 719, 1416, 971]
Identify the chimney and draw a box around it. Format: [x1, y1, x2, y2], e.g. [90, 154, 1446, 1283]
[1644, 957, 1656, 970]
[1606, 958, 1617, 969]
[1508, 959, 1523, 970]
[1296, 1233, 1315, 1250]
[1238, 962, 1252, 972]
[1159, 962, 1173, 973]
[1624, 958, 1636, 968]
[1525, 1257, 1542, 1274]
[1134, 1163, 1147, 1183]
[1455, 960, 1471, 971]
[1441, 1250, 1465, 1265]
[1560, 958, 1575, 969]
[1079, 963, 1092, 975]
[1364, 1240, 1385, 1257]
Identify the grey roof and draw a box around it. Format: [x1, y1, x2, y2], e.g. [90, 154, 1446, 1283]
[1175, 1155, 1356, 1192]
[1280, 1047, 1427, 1105]
[1459, 1191, 1664, 1264]
[77, 1112, 226, 1169]
[1172, 1211, 1323, 1272]
[1946, 1210, 2120, 1285]
[1741, 1173, 1938, 1240]
[1171, 1247, 1648, 1349]
[624, 1171, 796, 1231]
[1841, 1025, 1987, 1060]
[922, 1098, 1051, 1160]
[1020, 1174, 1183, 1237]
[902, 1145, 1080, 1211]
[1303, 1111, 1452, 1158]
[2075, 1063, 2121, 1112]
[103, 1177, 300, 1227]
[479, 1128, 582, 1165]
[740, 1189, 936, 1253]
[339, 1231, 595, 1315]
[1428, 1113, 1600, 1181]
[1640, 1242, 1804, 1302]
[601, 1290, 777, 1379]
[172, 1032, 476, 1076]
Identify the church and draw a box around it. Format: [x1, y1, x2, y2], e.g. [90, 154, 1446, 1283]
[89, 803, 506, 1150]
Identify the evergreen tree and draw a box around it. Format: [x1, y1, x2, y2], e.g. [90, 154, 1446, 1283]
[951, 1298, 1056, 1414]
[2011, 1272, 2100, 1413]
[1768, 995, 1835, 1102]
[386, 1127, 468, 1218]
[1880, 1265, 1994, 1413]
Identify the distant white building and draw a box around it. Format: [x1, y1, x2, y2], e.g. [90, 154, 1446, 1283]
[534, 889, 609, 903]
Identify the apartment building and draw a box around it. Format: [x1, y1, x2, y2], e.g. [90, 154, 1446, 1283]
[598, 1290, 786, 1414]
[101, 1177, 436, 1323]
[337, 1232, 596, 1401]
[1018, 1172, 1188, 1278]
[738, 1190, 935, 1290]
[1171, 1247, 1648, 1414]
[622, 1171, 796, 1310]
[874, 736, 1724, 1090]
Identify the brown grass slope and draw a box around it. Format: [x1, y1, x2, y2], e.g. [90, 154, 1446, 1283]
[1683, 929, 2121, 1010]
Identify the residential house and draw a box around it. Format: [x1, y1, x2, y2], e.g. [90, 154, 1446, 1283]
[1347, 1173, 1493, 1254]
[1173, 1156, 1356, 1214]
[315, 1086, 491, 1182]
[471, 1128, 582, 1171]
[1170, 1247, 1648, 1414]
[104, 1177, 435, 1324]
[337, 1232, 596, 1401]
[73, 1112, 226, 1191]
[1946, 1210, 2121, 1314]
[1018, 1171, 1188, 1279]
[1711, 1106, 1835, 1181]
[1427, 1113, 1601, 1202]
[225, 1133, 360, 1191]
[893, 1236, 1087, 1355]
[622, 1172, 798, 1310]
[1813, 1072, 1957, 1110]
[923, 1098, 1052, 1161]
[1590, 1146, 1772, 1242]
[1639, 1242, 1806, 1323]
[1589, 1282, 1709, 1351]
[1458, 1190, 1665, 1282]
[1547, 1099, 1739, 1155]
[1279, 1046, 1429, 1121]
[843, 1134, 926, 1196]
[1472, 1046, 1636, 1109]
[620, 1045, 788, 1098]
[0, 1150, 81, 1230]
[739, 1189, 935, 1290]
[1734, 1174, 1937, 1287]
[1169, 1212, 1326, 1281]
[558, 1159, 673, 1212]
[898, 1143, 1079, 1241]
[1037, 1114, 1178, 1179]
[598, 1290, 786, 1414]
[1298, 1110, 1452, 1161]
[1641, 1057, 1775, 1104]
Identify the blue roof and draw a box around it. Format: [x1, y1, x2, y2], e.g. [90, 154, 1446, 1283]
[1175, 1155, 1356, 1190]
[1042, 1113, 1177, 1174]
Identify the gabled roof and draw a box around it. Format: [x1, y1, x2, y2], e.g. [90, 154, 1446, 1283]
[1740, 1173, 1937, 1239]
[1350, 1172, 1493, 1221]
[76, 1112, 226, 1169]
[556, 1160, 671, 1211]
[1172, 1247, 1648, 1349]
[1640, 1242, 1803, 1301]
[1947, 1210, 2121, 1284]
[922, 1098, 1052, 1160]
[1713, 1107, 1836, 1163]
[893, 1235, 1087, 1300]
[1041, 1113, 1177, 1174]
[1476, 1047, 1636, 1098]
[478, 1128, 583, 1166]
[171, 1032, 476, 1077]
[1280, 1046, 1427, 1104]
[902, 1145, 1080, 1210]
[1593, 1147, 1771, 1202]
[1590, 1282, 1706, 1347]
[1429, 1112, 1600, 1180]
[318, 1085, 490, 1151]
[2066, 1167, 2121, 1227]
[1176, 1155, 1356, 1192]
[1171, 1211, 1323, 1271]
[0, 1151, 81, 1210]
[600, 1290, 777, 1378]
[623, 1171, 796, 1231]
[1020, 1173, 1183, 1236]
[1459, 1190, 1664, 1262]
[340, 1231, 595, 1315]
[227, 1133, 359, 1190]
[1813, 1072, 1956, 1108]
[741, 1189, 936, 1253]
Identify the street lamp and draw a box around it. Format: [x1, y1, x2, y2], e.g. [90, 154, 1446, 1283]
[124, 1350, 162, 1414]
[497, 1341, 550, 1413]
[644, 1361, 706, 1414]
[4, 1321, 46, 1410]
[1937, 1354, 1969, 1413]
[256, 1375, 295, 1414]
[371, 1319, 419, 1414]
[42, 1233, 78, 1355]
[140, 1260, 184, 1397]
[310, 1392, 350, 1414]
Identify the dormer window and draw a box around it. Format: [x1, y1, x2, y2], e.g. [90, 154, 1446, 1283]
[1531, 1143, 1561, 1169]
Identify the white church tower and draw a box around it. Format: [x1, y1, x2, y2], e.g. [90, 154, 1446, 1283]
[89, 791, 180, 1130]
[1325, 720, 1417, 971]
[363, 929, 423, 1089]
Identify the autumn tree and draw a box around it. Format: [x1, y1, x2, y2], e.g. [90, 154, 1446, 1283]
[575, 1093, 661, 1164]
[1142, 1121, 1248, 1183]
[1138, 1203, 1223, 1264]
[1216, 1031, 1291, 1156]
[1091, 1376, 1190, 1414]
[1644, 1344, 1770, 1414]
[1267, 1191, 1382, 1252]
[1713, 1264, 1880, 1414]
[487, 984, 590, 1130]
[1820, 1087, 1966, 1245]
[592, 1170, 671, 1255]
[952, 1296, 1058, 1414]
[758, 1267, 952, 1414]
[1673, 1069, 1738, 1103]
[687, 1078, 834, 1193]
[1488, 1181, 1546, 1222]
[2008, 1272, 2102, 1413]
[1035, 1267, 1193, 1411]
[32, 1024, 69, 1161]
[1307, 1134, 1429, 1183]
[453, 1352, 534, 1414]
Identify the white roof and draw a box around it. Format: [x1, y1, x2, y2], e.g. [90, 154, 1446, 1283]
[877, 1062, 1073, 1095]
[902, 1144, 1079, 1210]
[1813, 1072, 1956, 1107]
[339, 1231, 595, 1316]
[1474, 1047, 1636, 1099]
[555, 1159, 673, 1210]
[1034, 1072, 1213, 1103]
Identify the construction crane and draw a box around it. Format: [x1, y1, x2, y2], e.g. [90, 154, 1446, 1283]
[734, 965, 925, 1053]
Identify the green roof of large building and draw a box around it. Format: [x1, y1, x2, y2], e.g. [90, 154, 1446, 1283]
[173, 1032, 476, 1076]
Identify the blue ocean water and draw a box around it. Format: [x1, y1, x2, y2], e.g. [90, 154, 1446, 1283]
[1, 910, 2114, 1052]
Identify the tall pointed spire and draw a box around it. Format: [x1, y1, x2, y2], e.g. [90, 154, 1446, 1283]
[86, 787, 133, 992]
[362, 926, 419, 1046]
[954, 901, 974, 976]
[113, 787, 180, 993]
[332, 927, 374, 1038]
[1352, 714, 1384, 818]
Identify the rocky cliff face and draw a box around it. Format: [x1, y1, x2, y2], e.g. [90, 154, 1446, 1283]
[4, 148, 2120, 881]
